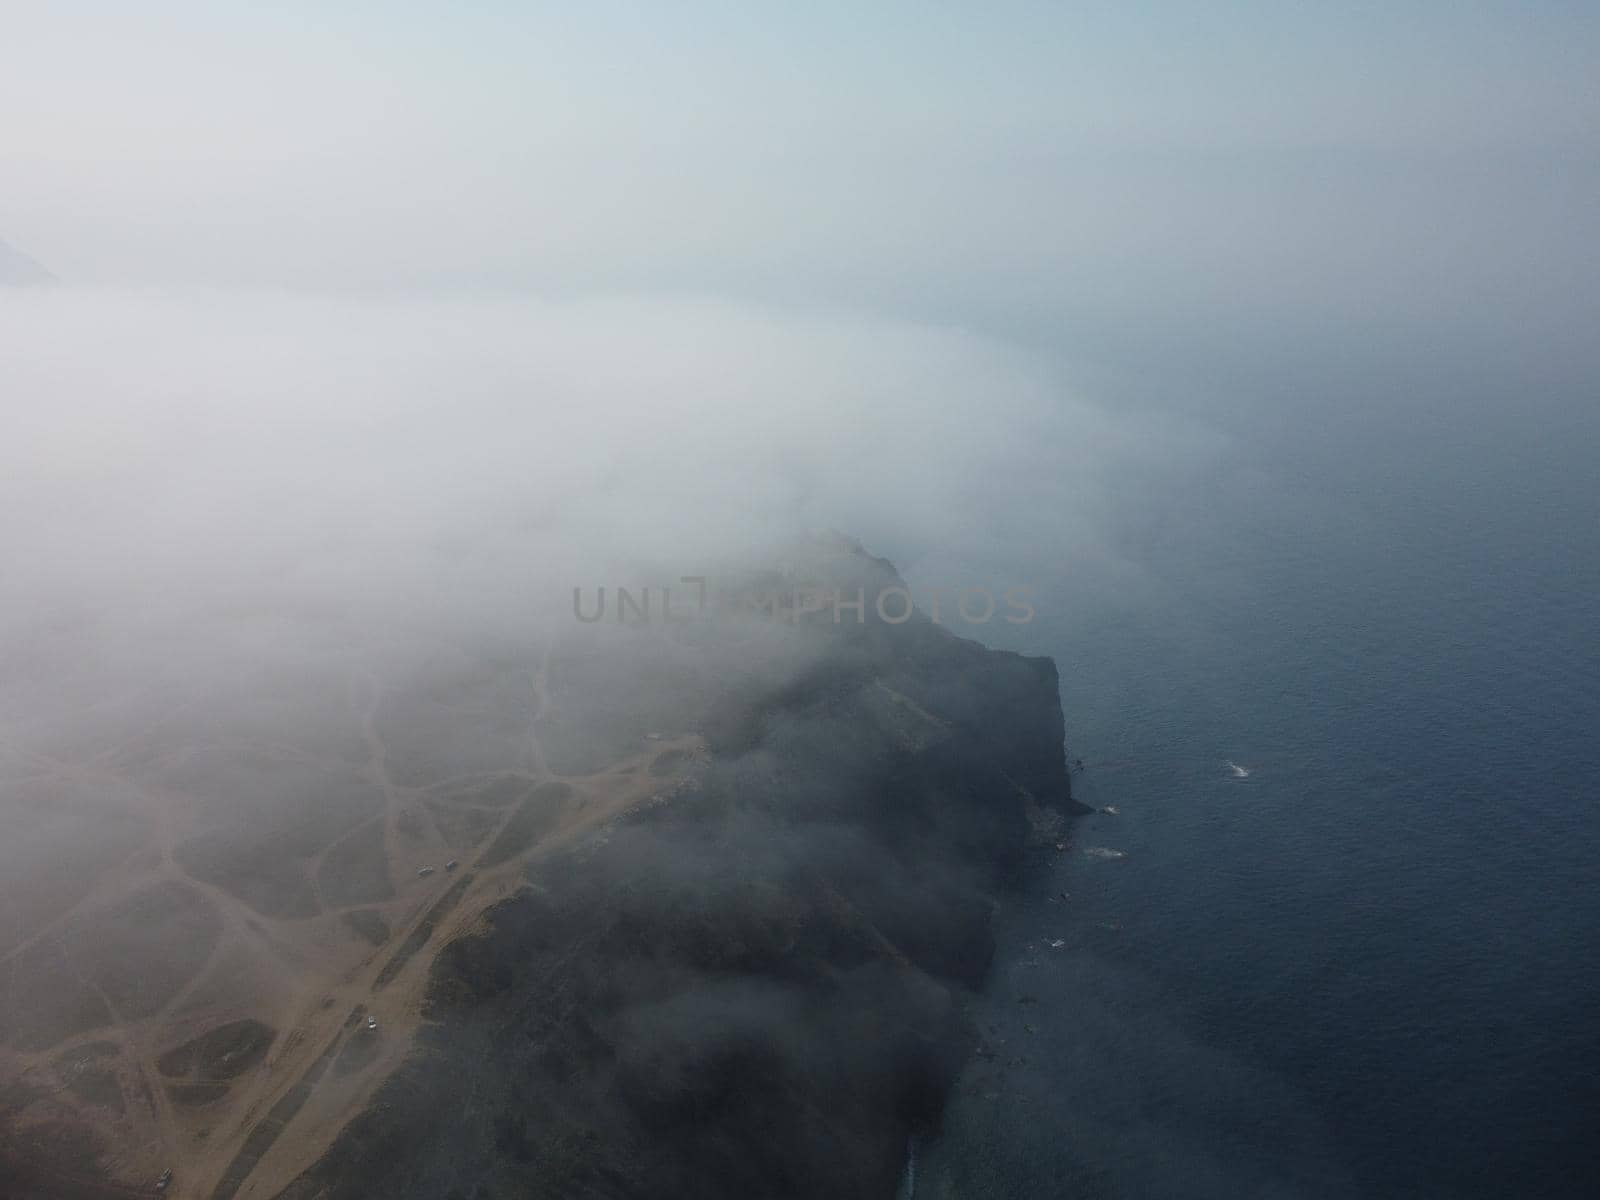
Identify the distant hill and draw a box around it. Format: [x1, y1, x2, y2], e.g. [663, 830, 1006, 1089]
[0, 237, 55, 284]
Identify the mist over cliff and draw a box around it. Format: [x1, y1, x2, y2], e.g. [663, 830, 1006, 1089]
[5, 4, 1595, 1195]
[0, 286, 1217, 651]
[0, 285, 1115, 1198]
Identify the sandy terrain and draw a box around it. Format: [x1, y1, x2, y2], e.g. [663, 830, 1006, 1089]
[0, 642, 703, 1200]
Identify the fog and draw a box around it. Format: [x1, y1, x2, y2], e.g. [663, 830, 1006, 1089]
[6, 5, 1598, 356]
[3, 4, 1597, 1197]
[0, 287, 1214, 646]
[5, 5, 1595, 625]
[0, 278, 1200, 1195]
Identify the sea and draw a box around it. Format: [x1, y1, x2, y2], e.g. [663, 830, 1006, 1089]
[910, 333, 1600, 1198]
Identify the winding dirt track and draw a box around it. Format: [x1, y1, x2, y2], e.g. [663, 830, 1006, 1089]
[1, 647, 702, 1200]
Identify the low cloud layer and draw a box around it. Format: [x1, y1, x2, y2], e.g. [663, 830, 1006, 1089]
[1, 287, 1224, 661]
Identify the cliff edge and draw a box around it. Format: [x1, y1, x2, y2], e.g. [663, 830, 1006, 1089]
[274, 543, 1081, 1200]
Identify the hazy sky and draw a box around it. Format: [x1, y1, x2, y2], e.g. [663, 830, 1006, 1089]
[4, 3, 1596, 346]
[3, 2, 1597, 643]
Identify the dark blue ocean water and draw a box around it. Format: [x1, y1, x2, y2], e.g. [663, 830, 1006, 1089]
[916, 358, 1600, 1198]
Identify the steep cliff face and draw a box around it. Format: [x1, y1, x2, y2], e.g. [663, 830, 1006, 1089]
[277, 545, 1080, 1200]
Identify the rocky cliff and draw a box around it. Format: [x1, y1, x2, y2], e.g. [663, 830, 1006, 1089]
[275, 544, 1081, 1200]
